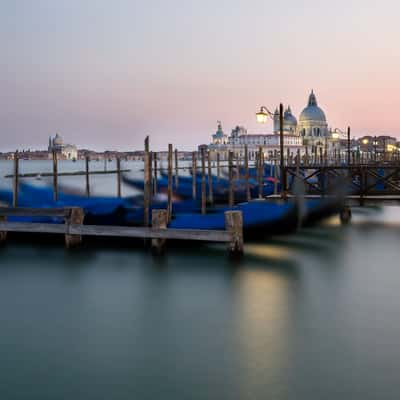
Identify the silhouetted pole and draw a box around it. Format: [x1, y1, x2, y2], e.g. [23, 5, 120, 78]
[201, 148, 206, 214]
[85, 155, 90, 197]
[279, 103, 286, 195]
[52, 150, 58, 202]
[12, 151, 19, 207]
[347, 127, 351, 165]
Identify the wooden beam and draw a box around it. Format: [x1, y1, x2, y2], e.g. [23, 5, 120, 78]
[12, 151, 19, 207]
[151, 209, 167, 254]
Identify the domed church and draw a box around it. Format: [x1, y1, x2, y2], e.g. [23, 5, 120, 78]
[298, 90, 329, 146]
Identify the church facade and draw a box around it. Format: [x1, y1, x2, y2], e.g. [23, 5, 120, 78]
[48, 133, 78, 160]
[208, 91, 343, 160]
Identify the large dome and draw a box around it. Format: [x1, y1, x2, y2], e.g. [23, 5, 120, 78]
[299, 91, 326, 122]
[53, 133, 64, 146]
[284, 106, 297, 126]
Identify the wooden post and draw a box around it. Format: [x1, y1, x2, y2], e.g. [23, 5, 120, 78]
[319, 147, 323, 165]
[347, 126, 351, 165]
[85, 155, 90, 197]
[12, 151, 19, 208]
[224, 210, 243, 257]
[65, 207, 84, 248]
[279, 103, 286, 192]
[201, 147, 206, 214]
[207, 151, 214, 205]
[192, 151, 197, 200]
[273, 152, 278, 195]
[151, 209, 167, 255]
[244, 144, 250, 201]
[117, 157, 122, 198]
[229, 151, 234, 207]
[217, 152, 221, 182]
[167, 144, 173, 221]
[174, 148, 179, 189]
[153, 152, 158, 195]
[258, 147, 263, 199]
[52, 150, 58, 202]
[235, 153, 240, 179]
[286, 148, 290, 166]
[0, 215, 7, 243]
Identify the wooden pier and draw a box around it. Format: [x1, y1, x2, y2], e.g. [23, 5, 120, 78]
[0, 207, 244, 257]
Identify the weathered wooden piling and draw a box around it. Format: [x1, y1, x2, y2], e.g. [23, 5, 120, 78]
[258, 147, 263, 199]
[174, 148, 179, 189]
[216, 152, 221, 183]
[0, 215, 7, 243]
[153, 152, 158, 195]
[151, 209, 168, 255]
[207, 150, 213, 205]
[65, 207, 84, 248]
[225, 210, 243, 257]
[12, 151, 19, 208]
[116, 157, 122, 198]
[228, 151, 234, 207]
[201, 147, 206, 214]
[167, 144, 173, 221]
[52, 150, 58, 202]
[244, 145, 250, 201]
[85, 155, 90, 197]
[192, 151, 197, 200]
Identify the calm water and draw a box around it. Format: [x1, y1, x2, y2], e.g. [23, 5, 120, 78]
[1, 161, 400, 399]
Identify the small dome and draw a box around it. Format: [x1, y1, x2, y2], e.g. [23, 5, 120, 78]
[284, 106, 297, 126]
[299, 91, 326, 122]
[53, 133, 63, 146]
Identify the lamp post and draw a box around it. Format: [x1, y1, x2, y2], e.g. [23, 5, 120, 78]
[256, 104, 286, 195]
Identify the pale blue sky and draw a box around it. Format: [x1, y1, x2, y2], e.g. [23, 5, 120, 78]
[1, 0, 400, 150]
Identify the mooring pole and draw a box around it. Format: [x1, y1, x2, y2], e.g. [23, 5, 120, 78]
[52, 150, 58, 202]
[229, 151, 234, 207]
[244, 144, 250, 201]
[201, 147, 206, 214]
[174, 148, 179, 189]
[258, 146, 263, 199]
[12, 151, 19, 207]
[167, 144, 173, 221]
[192, 151, 197, 200]
[207, 151, 213, 205]
[117, 157, 122, 198]
[85, 155, 90, 197]
[217, 152, 221, 183]
[153, 152, 158, 195]
[279, 103, 286, 196]
[347, 126, 351, 165]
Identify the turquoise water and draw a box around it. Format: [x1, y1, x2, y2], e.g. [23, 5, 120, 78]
[1, 161, 400, 399]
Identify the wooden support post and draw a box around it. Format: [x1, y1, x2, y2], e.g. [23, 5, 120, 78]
[201, 147, 206, 214]
[144, 150, 151, 227]
[151, 209, 167, 255]
[228, 151, 234, 207]
[12, 151, 19, 208]
[52, 150, 58, 202]
[273, 152, 278, 195]
[258, 147, 263, 199]
[217, 152, 221, 182]
[286, 148, 290, 166]
[192, 151, 197, 200]
[305, 147, 309, 166]
[85, 155, 90, 197]
[244, 144, 250, 201]
[65, 207, 84, 248]
[224, 210, 243, 257]
[167, 144, 173, 221]
[235, 153, 240, 179]
[153, 152, 158, 195]
[117, 157, 122, 198]
[174, 148, 179, 189]
[0, 215, 7, 243]
[207, 151, 214, 205]
[347, 126, 351, 165]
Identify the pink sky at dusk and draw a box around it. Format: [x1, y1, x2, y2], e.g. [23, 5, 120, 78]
[1, 0, 400, 151]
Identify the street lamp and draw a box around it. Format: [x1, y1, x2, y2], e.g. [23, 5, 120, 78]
[255, 104, 286, 195]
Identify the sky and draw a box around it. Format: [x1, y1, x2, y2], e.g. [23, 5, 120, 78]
[1, 0, 400, 151]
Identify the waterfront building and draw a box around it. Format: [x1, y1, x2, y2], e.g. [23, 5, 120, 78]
[48, 133, 78, 160]
[208, 90, 335, 160]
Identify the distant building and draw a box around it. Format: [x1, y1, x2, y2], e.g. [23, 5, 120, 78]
[208, 90, 346, 160]
[48, 133, 78, 160]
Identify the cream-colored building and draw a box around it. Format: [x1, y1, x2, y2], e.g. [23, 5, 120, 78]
[209, 90, 344, 160]
[48, 133, 78, 160]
